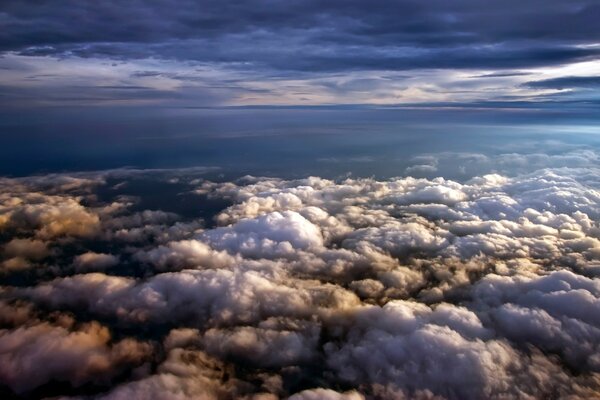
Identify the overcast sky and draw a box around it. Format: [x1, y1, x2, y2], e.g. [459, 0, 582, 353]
[1, 0, 599, 109]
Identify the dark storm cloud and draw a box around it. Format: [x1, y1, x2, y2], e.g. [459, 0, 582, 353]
[1, 0, 600, 72]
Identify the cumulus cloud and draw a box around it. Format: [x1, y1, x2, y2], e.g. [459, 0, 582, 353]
[201, 211, 324, 258]
[89, 347, 243, 400]
[1, 165, 600, 398]
[3, 238, 49, 260]
[135, 240, 234, 271]
[472, 270, 600, 371]
[20, 268, 359, 327]
[0, 320, 152, 394]
[289, 388, 365, 400]
[1, 238, 50, 272]
[0, 176, 102, 239]
[323, 300, 585, 399]
[73, 252, 120, 272]
[201, 324, 320, 368]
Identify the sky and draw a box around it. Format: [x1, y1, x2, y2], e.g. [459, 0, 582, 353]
[1, 2, 600, 400]
[1, 0, 600, 109]
[1, 0, 600, 176]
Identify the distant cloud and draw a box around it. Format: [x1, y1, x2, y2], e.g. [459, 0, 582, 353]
[1, 1, 599, 72]
[523, 76, 600, 90]
[0, 1, 599, 107]
[470, 71, 533, 78]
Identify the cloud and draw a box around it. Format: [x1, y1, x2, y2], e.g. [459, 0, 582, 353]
[1, 1, 599, 72]
[0, 320, 152, 394]
[20, 267, 359, 327]
[289, 388, 365, 400]
[89, 347, 243, 400]
[323, 300, 585, 399]
[524, 76, 600, 90]
[3, 238, 49, 260]
[0, 191, 101, 239]
[472, 270, 600, 370]
[1, 238, 50, 272]
[73, 252, 120, 272]
[135, 240, 235, 271]
[402, 149, 600, 178]
[201, 211, 324, 258]
[1, 165, 600, 398]
[1, 1, 600, 109]
[201, 325, 320, 368]
[404, 164, 438, 175]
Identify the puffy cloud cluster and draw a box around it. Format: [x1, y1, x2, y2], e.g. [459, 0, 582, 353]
[1, 166, 600, 398]
[471, 270, 600, 371]
[403, 149, 600, 178]
[324, 299, 597, 399]
[73, 252, 120, 272]
[0, 191, 101, 239]
[0, 308, 152, 394]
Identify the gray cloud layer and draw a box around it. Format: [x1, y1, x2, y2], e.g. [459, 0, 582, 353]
[1, 0, 599, 109]
[2, 0, 599, 72]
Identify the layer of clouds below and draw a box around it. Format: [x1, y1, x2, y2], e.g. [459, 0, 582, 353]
[403, 148, 600, 179]
[0, 164, 599, 398]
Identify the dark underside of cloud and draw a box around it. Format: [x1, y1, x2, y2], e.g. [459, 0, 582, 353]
[1, 0, 600, 73]
[1, 0, 599, 111]
[523, 76, 600, 90]
[1, 156, 600, 399]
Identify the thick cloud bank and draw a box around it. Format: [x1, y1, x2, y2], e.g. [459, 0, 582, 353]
[1, 166, 599, 399]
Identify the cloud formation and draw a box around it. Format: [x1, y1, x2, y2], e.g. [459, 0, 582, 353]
[0, 164, 599, 398]
[1, 0, 599, 108]
[0, 318, 152, 394]
[2, 1, 599, 72]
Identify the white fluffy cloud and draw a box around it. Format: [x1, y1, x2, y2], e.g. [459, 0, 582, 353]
[1, 165, 600, 398]
[322, 300, 587, 399]
[201, 211, 324, 258]
[472, 270, 600, 371]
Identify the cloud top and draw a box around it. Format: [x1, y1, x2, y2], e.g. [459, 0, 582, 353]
[0, 164, 599, 398]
